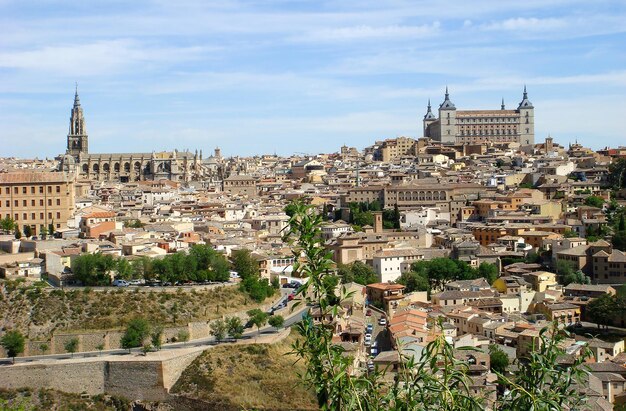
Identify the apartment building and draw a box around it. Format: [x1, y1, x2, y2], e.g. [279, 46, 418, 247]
[0, 172, 75, 235]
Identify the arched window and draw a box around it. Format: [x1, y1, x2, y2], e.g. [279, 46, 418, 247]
[103, 163, 110, 172]
[93, 163, 99, 173]
[124, 162, 130, 172]
[114, 163, 120, 172]
[82, 164, 88, 173]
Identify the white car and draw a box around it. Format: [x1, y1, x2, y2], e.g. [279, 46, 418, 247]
[364, 333, 372, 346]
[112, 279, 129, 287]
[378, 318, 387, 326]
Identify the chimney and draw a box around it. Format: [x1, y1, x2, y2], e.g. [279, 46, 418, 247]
[373, 212, 383, 233]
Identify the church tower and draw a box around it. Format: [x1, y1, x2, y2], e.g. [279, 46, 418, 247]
[438, 86, 457, 143]
[517, 85, 535, 146]
[67, 85, 88, 158]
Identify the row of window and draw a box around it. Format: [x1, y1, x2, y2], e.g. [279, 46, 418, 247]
[3, 199, 61, 207]
[4, 212, 61, 221]
[458, 117, 518, 123]
[3, 185, 62, 195]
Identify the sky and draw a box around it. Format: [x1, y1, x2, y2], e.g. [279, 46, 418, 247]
[1, 0, 626, 158]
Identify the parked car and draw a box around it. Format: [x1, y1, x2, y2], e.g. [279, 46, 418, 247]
[112, 279, 129, 287]
[364, 333, 372, 346]
[128, 279, 143, 286]
[367, 361, 375, 372]
[366, 324, 373, 334]
[366, 309, 372, 316]
[370, 347, 378, 357]
[378, 317, 387, 326]
[287, 294, 295, 301]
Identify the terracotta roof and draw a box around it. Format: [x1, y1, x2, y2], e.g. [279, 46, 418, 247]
[0, 171, 71, 184]
[83, 211, 117, 219]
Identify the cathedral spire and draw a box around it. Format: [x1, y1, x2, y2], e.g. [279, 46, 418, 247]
[501, 98, 505, 110]
[73, 82, 81, 107]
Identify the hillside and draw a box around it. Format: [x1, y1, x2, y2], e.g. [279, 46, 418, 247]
[0, 280, 264, 339]
[171, 330, 317, 411]
[0, 388, 131, 411]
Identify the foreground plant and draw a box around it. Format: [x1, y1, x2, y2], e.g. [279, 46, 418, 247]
[285, 201, 591, 411]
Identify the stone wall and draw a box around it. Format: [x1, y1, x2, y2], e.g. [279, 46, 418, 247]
[0, 330, 290, 401]
[0, 361, 106, 395]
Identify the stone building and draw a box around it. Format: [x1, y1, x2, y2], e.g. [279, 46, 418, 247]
[60, 88, 203, 182]
[0, 171, 75, 234]
[423, 87, 535, 145]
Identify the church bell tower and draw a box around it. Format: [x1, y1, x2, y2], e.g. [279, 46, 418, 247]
[67, 84, 88, 158]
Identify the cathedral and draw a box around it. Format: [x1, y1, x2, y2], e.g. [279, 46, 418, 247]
[60, 87, 204, 182]
[423, 87, 535, 146]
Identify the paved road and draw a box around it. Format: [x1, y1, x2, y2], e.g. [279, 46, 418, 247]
[0, 305, 309, 366]
[367, 307, 392, 356]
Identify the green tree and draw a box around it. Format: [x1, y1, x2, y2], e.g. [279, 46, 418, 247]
[115, 258, 134, 280]
[398, 270, 430, 293]
[477, 262, 499, 285]
[284, 202, 298, 217]
[23, 225, 32, 238]
[563, 229, 578, 238]
[226, 317, 244, 339]
[72, 253, 116, 286]
[247, 308, 269, 335]
[586, 294, 617, 329]
[584, 195, 604, 208]
[150, 326, 163, 350]
[121, 318, 151, 351]
[608, 158, 626, 189]
[488, 344, 509, 374]
[210, 318, 228, 342]
[555, 260, 575, 279]
[177, 330, 190, 343]
[393, 203, 401, 229]
[14, 227, 22, 240]
[1, 330, 25, 363]
[562, 270, 590, 286]
[64, 337, 79, 357]
[48, 222, 55, 238]
[39, 343, 49, 355]
[612, 231, 626, 251]
[338, 261, 378, 285]
[619, 214, 626, 232]
[268, 315, 285, 329]
[0, 217, 16, 233]
[39, 225, 48, 240]
[231, 249, 259, 279]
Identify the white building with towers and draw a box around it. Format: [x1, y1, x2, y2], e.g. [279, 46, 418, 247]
[423, 87, 535, 146]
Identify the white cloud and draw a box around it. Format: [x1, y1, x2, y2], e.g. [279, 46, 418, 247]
[481, 17, 566, 31]
[293, 22, 441, 42]
[0, 40, 210, 76]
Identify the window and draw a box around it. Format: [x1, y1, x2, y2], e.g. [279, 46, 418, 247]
[31, 213, 35, 220]
[39, 187, 43, 194]
[56, 199, 61, 206]
[14, 187, 18, 194]
[40, 200, 43, 206]
[56, 212, 60, 219]
[23, 213, 27, 220]
[31, 187, 35, 194]
[14, 200, 18, 207]
[48, 212, 52, 219]
[22, 187, 27, 194]
[4, 201, 8, 207]
[48, 199, 52, 206]
[47, 186, 51, 193]
[40, 213, 44, 219]
[22, 200, 26, 206]
[31, 200, 35, 206]
[56, 186, 60, 193]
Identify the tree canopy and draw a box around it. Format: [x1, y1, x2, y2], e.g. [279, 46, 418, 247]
[337, 261, 378, 285]
[121, 317, 151, 350]
[1, 330, 25, 362]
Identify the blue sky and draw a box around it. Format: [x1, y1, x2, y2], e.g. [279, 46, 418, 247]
[1, 0, 626, 158]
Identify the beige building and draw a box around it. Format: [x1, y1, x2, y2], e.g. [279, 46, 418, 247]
[0, 172, 75, 235]
[373, 137, 417, 162]
[223, 175, 258, 197]
[423, 87, 535, 145]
